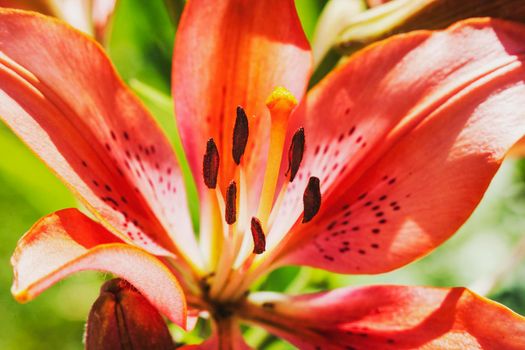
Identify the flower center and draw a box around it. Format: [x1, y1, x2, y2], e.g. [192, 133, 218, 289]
[198, 87, 321, 304]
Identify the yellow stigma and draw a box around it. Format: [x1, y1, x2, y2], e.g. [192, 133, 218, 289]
[265, 86, 298, 116]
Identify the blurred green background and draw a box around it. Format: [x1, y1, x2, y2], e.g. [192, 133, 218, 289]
[2, 0, 525, 349]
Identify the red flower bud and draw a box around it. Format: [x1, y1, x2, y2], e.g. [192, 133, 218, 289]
[85, 278, 174, 350]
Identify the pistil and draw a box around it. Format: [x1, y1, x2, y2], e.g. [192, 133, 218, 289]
[256, 87, 297, 230]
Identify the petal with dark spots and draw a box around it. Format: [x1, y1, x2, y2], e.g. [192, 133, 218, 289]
[242, 286, 525, 349]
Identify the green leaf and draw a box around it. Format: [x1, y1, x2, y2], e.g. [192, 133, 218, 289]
[0, 125, 75, 213]
[107, 0, 181, 94]
[296, 0, 328, 42]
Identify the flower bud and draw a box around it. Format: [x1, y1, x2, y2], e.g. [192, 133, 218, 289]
[85, 278, 174, 350]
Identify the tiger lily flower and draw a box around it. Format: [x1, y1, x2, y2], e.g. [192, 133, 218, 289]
[3, 0, 525, 348]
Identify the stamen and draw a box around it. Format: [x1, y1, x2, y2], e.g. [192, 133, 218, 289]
[225, 181, 237, 225]
[286, 127, 305, 182]
[203, 138, 219, 189]
[257, 87, 298, 227]
[303, 176, 321, 223]
[250, 217, 266, 254]
[232, 106, 249, 165]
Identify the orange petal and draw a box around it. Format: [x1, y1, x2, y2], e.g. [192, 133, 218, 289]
[0, 9, 200, 263]
[11, 208, 186, 327]
[172, 0, 312, 213]
[267, 19, 525, 273]
[243, 286, 525, 349]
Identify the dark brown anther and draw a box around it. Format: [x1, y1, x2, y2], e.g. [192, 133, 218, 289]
[203, 138, 219, 189]
[225, 181, 237, 225]
[232, 106, 249, 165]
[286, 127, 305, 182]
[302, 176, 321, 223]
[250, 217, 266, 254]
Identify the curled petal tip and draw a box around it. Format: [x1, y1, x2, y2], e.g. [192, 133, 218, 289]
[12, 289, 30, 304]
